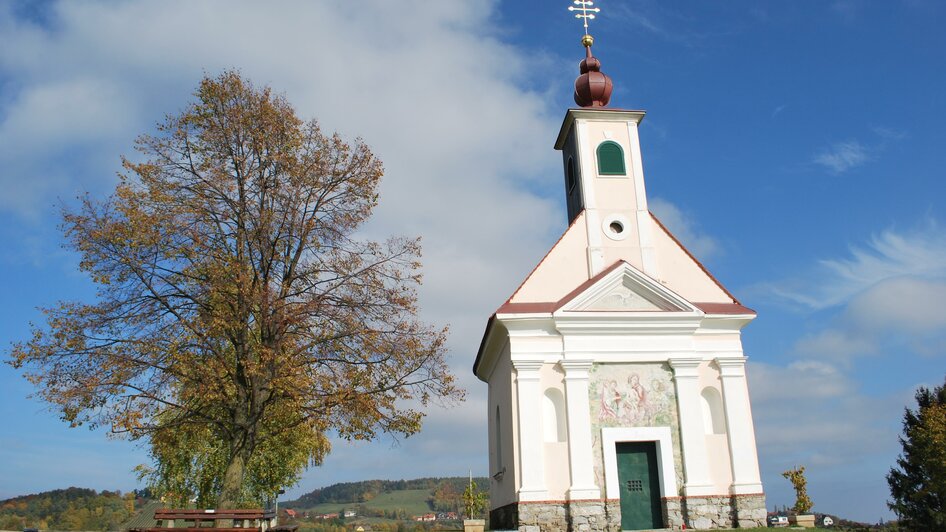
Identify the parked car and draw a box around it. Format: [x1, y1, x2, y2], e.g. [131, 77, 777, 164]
[767, 515, 789, 528]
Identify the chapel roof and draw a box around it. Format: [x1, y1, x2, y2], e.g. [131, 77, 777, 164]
[472, 209, 755, 377]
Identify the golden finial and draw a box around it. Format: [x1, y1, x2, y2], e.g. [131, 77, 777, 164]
[568, 1, 601, 41]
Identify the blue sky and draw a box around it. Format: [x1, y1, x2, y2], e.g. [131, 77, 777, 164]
[1, 0, 944, 523]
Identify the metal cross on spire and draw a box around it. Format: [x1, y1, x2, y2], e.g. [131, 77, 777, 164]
[568, 0, 601, 38]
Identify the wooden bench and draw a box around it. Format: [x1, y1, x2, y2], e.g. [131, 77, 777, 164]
[140, 509, 277, 532]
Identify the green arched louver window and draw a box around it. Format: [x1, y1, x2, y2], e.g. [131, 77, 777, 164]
[596, 141, 626, 176]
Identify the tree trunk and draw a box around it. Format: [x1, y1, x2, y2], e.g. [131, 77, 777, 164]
[219, 451, 247, 508]
[220, 421, 256, 509]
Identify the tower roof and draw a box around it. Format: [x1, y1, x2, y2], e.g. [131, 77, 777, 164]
[573, 34, 613, 108]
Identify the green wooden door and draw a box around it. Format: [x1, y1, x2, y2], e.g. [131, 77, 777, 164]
[616, 441, 662, 530]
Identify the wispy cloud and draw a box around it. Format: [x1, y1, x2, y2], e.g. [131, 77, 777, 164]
[607, 3, 702, 47]
[649, 197, 721, 260]
[609, 4, 674, 40]
[792, 276, 946, 365]
[767, 219, 946, 310]
[757, 219, 946, 364]
[871, 126, 907, 141]
[831, 0, 863, 22]
[813, 140, 869, 174]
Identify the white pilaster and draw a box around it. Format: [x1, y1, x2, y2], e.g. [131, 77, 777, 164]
[513, 360, 548, 501]
[559, 360, 601, 500]
[716, 357, 764, 494]
[576, 119, 606, 276]
[669, 357, 715, 496]
[626, 120, 657, 277]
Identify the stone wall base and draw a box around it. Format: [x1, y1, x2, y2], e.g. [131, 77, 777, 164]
[665, 493, 767, 530]
[490, 493, 765, 531]
[730, 493, 768, 529]
[490, 500, 618, 532]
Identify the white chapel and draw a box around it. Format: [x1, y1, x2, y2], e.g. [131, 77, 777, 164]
[473, 29, 767, 532]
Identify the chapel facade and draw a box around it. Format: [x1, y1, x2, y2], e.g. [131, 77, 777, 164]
[473, 35, 767, 531]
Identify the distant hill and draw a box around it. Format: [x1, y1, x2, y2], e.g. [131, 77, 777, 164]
[0, 487, 135, 531]
[284, 477, 489, 517]
[0, 478, 488, 530]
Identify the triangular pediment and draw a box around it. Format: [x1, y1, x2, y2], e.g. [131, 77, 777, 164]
[557, 261, 700, 314]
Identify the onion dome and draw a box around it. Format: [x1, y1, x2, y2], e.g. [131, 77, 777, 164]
[573, 34, 613, 107]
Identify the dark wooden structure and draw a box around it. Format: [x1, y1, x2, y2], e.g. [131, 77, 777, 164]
[137, 509, 277, 532]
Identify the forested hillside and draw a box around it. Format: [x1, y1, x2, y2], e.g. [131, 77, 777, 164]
[285, 477, 489, 512]
[0, 487, 135, 531]
[0, 478, 486, 531]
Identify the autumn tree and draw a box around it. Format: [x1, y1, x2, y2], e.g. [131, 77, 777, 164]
[781, 466, 813, 515]
[887, 377, 946, 530]
[462, 480, 488, 520]
[10, 71, 461, 507]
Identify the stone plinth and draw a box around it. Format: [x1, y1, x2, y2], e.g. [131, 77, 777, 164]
[463, 519, 486, 532]
[790, 514, 816, 528]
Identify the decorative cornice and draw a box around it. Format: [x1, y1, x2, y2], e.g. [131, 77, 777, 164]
[669, 357, 702, 378]
[511, 359, 545, 375]
[716, 356, 748, 377]
[559, 359, 594, 380]
[555, 108, 646, 150]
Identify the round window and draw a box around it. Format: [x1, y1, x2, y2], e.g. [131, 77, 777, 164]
[602, 214, 631, 241]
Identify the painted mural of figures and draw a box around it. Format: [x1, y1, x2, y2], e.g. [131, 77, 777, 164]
[628, 373, 647, 407]
[619, 373, 648, 424]
[649, 378, 671, 424]
[599, 379, 621, 421]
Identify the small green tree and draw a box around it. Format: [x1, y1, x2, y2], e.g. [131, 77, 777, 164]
[887, 377, 946, 530]
[462, 480, 488, 520]
[782, 466, 813, 514]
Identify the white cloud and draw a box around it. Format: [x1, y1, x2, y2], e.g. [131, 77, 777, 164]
[0, 76, 139, 217]
[794, 328, 878, 361]
[813, 140, 869, 174]
[746, 221, 946, 517]
[766, 220, 946, 310]
[649, 197, 720, 260]
[845, 277, 946, 334]
[758, 221, 946, 364]
[748, 360, 905, 519]
[791, 276, 946, 365]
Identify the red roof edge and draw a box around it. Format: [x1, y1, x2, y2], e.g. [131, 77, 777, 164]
[496, 302, 558, 314]
[649, 211, 742, 305]
[550, 259, 628, 312]
[693, 302, 756, 315]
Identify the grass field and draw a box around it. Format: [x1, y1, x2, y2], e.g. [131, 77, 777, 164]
[300, 488, 432, 516]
